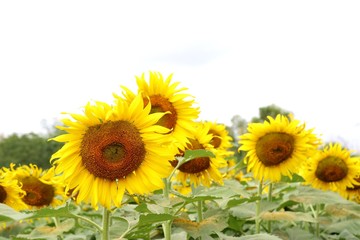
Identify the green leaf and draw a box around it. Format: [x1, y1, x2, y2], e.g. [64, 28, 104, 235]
[237, 233, 283, 240]
[285, 227, 315, 240]
[288, 185, 348, 205]
[325, 202, 360, 218]
[16, 219, 75, 239]
[260, 211, 316, 223]
[0, 203, 30, 222]
[324, 219, 360, 235]
[281, 173, 305, 183]
[138, 213, 173, 226]
[183, 149, 215, 161]
[24, 203, 74, 219]
[109, 217, 129, 238]
[173, 214, 228, 238]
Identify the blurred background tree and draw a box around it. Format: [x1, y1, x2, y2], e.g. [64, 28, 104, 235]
[251, 104, 292, 123]
[0, 122, 64, 169]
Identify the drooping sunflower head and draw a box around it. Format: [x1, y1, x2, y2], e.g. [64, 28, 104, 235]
[238, 114, 321, 182]
[341, 176, 360, 203]
[114, 71, 200, 150]
[11, 164, 67, 210]
[170, 122, 227, 187]
[51, 94, 177, 210]
[0, 166, 27, 211]
[299, 143, 360, 194]
[202, 121, 234, 152]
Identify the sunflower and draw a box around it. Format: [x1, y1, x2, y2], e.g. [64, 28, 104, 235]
[340, 177, 360, 203]
[0, 167, 26, 210]
[170, 122, 227, 187]
[238, 114, 321, 182]
[299, 143, 360, 194]
[10, 164, 67, 210]
[115, 71, 200, 150]
[203, 121, 233, 151]
[51, 94, 176, 210]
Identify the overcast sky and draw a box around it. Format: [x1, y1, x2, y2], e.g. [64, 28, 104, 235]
[1, 1, 360, 150]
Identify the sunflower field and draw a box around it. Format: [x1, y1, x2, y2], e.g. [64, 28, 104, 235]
[1, 72, 360, 240]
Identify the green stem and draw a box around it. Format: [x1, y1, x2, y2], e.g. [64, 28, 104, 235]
[70, 213, 103, 233]
[255, 180, 263, 234]
[197, 200, 203, 222]
[162, 178, 172, 240]
[102, 207, 111, 240]
[315, 203, 320, 238]
[267, 182, 273, 233]
[52, 217, 63, 240]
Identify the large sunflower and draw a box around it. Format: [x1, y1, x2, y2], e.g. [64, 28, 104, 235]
[51, 94, 176, 209]
[238, 114, 321, 182]
[115, 71, 200, 151]
[0, 167, 26, 210]
[299, 143, 360, 194]
[170, 121, 227, 187]
[11, 164, 67, 210]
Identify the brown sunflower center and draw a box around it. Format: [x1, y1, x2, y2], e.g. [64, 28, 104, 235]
[21, 176, 55, 207]
[170, 139, 210, 174]
[209, 130, 221, 148]
[315, 156, 348, 182]
[81, 120, 146, 180]
[256, 133, 295, 166]
[144, 95, 177, 130]
[0, 186, 7, 203]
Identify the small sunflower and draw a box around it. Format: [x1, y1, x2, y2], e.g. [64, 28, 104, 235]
[170, 122, 227, 187]
[115, 71, 200, 150]
[11, 164, 67, 210]
[238, 114, 321, 182]
[299, 143, 360, 194]
[341, 177, 360, 203]
[51, 94, 176, 209]
[203, 121, 233, 151]
[0, 167, 26, 210]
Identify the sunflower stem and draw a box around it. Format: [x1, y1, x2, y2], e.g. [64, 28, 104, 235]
[197, 200, 203, 222]
[70, 213, 103, 233]
[101, 207, 111, 240]
[162, 178, 172, 240]
[315, 203, 320, 238]
[267, 182, 273, 233]
[255, 180, 263, 234]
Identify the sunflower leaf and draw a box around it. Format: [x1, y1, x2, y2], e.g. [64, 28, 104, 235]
[16, 219, 75, 239]
[182, 149, 215, 162]
[0, 203, 31, 222]
[24, 203, 74, 219]
[137, 213, 173, 226]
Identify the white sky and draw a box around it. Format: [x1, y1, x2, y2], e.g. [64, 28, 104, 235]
[1, 1, 360, 150]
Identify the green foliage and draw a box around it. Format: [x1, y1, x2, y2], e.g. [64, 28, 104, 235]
[251, 104, 292, 123]
[0, 131, 63, 169]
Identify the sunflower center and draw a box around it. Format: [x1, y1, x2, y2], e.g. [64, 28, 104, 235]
[256, 133, 294, 166]
[315, 156, 348, 182]
[21, 176, 55, 207]
[209, 130, 221, 148]
[81, 120, 146, 180]
[0, 186, 7, 203]
[144, 95, 177, 130]
[170, 139, 210, 174]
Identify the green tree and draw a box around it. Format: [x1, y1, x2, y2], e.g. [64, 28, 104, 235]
[251, 104, 292, 123]
[0, 130, 64, 169]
